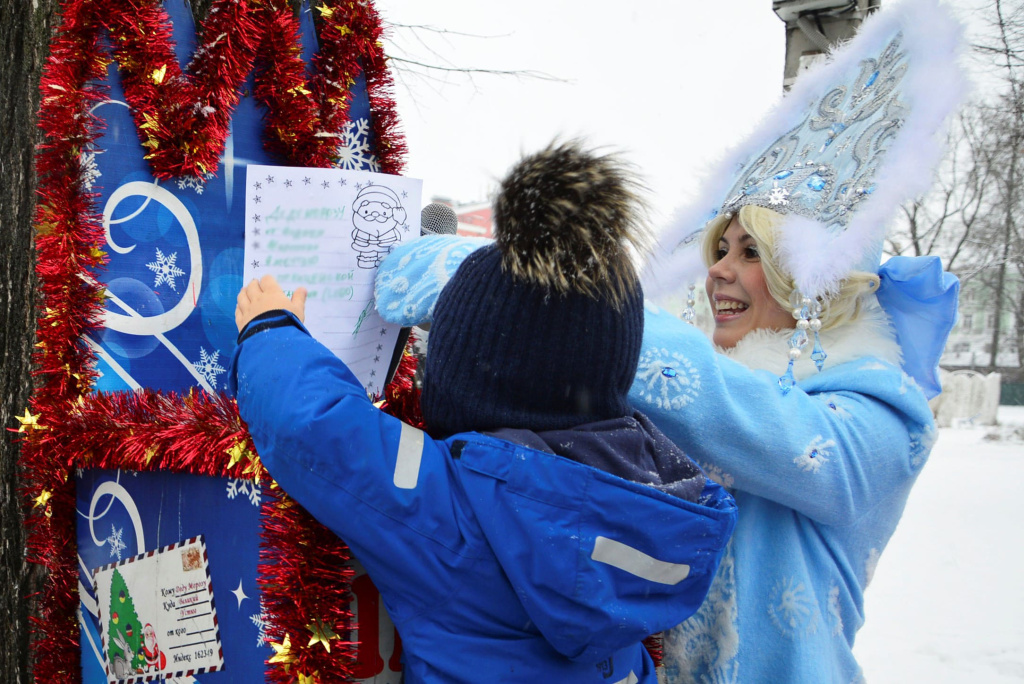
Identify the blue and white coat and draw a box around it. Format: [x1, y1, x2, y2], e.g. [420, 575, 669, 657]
[634, 302, 936, 684]
[229, 311, 737, 684]
[374, 235, 951, 684]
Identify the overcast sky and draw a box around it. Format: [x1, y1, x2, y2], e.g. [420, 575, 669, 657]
[373, 0, 990, 227]
[374, 0, 785, 224]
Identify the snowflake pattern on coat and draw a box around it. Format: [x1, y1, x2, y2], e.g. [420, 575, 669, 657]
[663, 544, 739, 684]
[699, 460, 735, 490]
[794, 436, 834, 473]
[819, 393, 852, 420]
[767, 576, 821, 637]
[633, 347, 702, 410]
[908, 422, 937, 469]
[864, 548, 881, 587]
[898, 370, 923, 396]
[827, 584, 844, 636]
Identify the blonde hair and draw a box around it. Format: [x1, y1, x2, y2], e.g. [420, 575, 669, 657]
[701, 204, 879, 331]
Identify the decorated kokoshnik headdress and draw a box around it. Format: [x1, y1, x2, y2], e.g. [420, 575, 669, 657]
[645, 0, 967, 392]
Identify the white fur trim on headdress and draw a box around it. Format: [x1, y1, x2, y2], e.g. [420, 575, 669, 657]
[644, 0, 968, 300]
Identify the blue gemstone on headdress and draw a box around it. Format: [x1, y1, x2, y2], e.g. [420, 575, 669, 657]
[831, 122, 846, 134]
[807, 175, 827, 192]
[864, 184, 876, 194]
[661, 367, 678, 378]
[743, 183, 759, 195]
[773, 170, 793, 180]
[865, 70, 880, 87]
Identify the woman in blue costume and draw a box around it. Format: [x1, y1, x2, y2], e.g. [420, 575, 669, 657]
[374, 1, 966, 680]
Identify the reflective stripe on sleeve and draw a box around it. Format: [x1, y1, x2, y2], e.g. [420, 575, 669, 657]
[392, 422, 425, 490]
[591, 536, 690, 585]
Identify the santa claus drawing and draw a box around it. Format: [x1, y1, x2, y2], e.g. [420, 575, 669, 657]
[140, 623, 166, 672]
[351, 184, 407, 268]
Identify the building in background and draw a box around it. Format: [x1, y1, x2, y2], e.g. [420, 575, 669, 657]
[941, 275, 1023, 370]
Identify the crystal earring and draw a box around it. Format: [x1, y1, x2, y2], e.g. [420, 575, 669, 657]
[779, 292, 812, 393]
[682, 283, 697, 324]
[809, 299, 827, 371]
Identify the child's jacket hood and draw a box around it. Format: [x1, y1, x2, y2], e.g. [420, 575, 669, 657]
[487, 410, 706, 502]
[450, 431, 734, 663]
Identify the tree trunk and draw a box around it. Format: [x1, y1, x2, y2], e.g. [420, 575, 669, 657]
[0, 0, 60, 681]
[989, 141, 1013, 371]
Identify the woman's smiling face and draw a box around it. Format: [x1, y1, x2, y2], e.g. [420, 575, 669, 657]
[705, 217, 794, 349]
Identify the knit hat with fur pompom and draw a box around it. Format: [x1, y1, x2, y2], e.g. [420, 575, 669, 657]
[421, 140, 650, 436]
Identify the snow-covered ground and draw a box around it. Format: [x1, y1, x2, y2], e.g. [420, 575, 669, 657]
[854, 405, 1024, 682]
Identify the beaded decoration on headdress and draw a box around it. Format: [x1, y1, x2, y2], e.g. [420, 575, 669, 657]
[719, 34, 906, 233]
[651, 0, 966, 391]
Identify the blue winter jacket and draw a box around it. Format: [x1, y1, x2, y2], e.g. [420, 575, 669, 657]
[230, 311, 737, 684]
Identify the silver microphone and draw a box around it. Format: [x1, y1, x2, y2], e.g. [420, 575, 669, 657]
[420, 202, 459, 236]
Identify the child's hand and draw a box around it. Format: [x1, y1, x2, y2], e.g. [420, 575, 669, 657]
[235, 275, 307, 332]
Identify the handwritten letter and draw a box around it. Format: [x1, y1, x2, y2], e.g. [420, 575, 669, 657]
[244, 165, 422, 396]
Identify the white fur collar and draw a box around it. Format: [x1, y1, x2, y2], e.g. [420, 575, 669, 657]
[718, 296, 903, 380]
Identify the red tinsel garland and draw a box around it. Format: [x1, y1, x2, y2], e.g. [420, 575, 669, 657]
[379, 334, 425, 429]
[103, 0, 259, 179]
[25, 2, 110, 678]
[258, 481, 360, 684]
[22, 0, 408, 681]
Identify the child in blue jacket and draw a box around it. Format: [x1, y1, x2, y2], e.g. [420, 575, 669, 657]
[230, 141, 736, 683]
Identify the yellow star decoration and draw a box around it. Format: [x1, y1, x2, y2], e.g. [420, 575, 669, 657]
[267, 634, 294, 672]
[225, 442, 248, 468]
[242, 458, 264, 484]
[15, 409, 46, 432]
[298, 671, 320, 684]
[152, 64, 167, 85]
[306, 619, 339, 653]
[315, 3, 333, 18]
[33, 490, 53, 509]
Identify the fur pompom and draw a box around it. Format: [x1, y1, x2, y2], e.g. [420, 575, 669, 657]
[493, 140, 650, 306]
